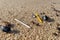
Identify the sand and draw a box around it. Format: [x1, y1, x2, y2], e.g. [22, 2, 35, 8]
[0, 0, 60, 40]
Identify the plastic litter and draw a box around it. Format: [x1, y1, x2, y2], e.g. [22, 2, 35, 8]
[35, 12, 43, 23]
[14, 19, 30, 28]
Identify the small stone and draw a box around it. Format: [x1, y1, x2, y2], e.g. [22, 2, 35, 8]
[42, 15, 55, 22]
[0, 26, 11, 33]
[32, 14, 36, 18]
[42, 15, 49, 21]
[2, 26, 11, 33]
[33, 16, 36, 18]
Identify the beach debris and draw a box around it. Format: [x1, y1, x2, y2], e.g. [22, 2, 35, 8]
[14, 19, 30, 28]
[32, 14, 36, 18]
[0, 25, 19, 34]
[35, 12, 43, 23]
[0, 21, 14, 33]
[0, 25, 11, 33]
[42, 15, 54, 22]
[32, 12, 45, 18]
[42, 15, 49, 21]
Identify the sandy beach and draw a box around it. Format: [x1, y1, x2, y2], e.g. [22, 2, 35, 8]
[0, 0, 60, 40]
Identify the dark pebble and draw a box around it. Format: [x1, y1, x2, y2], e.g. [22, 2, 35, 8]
[42, 15, 49, 21]
[32, 14, 36, 18]
[42, 15, 55, 22]
[2, 26, 11, 33]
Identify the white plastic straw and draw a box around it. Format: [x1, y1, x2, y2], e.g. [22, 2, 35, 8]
[14, 19, 30, 28]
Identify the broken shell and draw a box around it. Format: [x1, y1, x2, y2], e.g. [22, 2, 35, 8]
[32, 14, 36, 18]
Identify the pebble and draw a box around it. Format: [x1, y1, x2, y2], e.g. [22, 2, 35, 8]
[0, 25, 11, 33]
[2, 26, 11, 33]
[42, 15, 49, 21]
[0, 21, 14, 33]
[32, 14, 36, 18]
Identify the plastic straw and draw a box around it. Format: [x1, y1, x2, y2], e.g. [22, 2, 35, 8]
[14, 19, 30, 28]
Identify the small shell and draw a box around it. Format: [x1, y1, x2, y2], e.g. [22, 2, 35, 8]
[32, 14, 36, 18]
